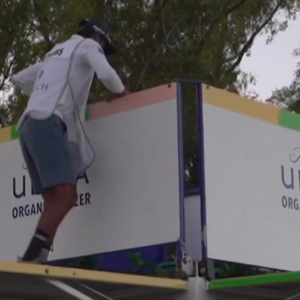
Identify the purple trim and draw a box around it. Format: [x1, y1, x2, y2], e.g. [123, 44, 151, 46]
[50, 243, 170, 273]
[176, 81, 185, 243]
[176, 79, 205, 262]
[176, 80, 205, 263]
[196, 83, 207, 260]
[175, 81, 186, 266]
[185, 188, 200, 197]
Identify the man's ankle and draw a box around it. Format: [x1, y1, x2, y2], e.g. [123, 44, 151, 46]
[22, 228, 49, 262]
[40, 248, 50, 263]
[18, 248, 50, 264]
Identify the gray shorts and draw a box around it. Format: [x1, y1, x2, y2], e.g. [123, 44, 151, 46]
[19, 114, 77, 195]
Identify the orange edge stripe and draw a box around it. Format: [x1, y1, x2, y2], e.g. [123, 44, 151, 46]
[89, 83, 176, 119]
[202, 84, 280, 125]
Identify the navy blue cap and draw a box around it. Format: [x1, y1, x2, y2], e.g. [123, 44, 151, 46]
[77, 18, 116, 55]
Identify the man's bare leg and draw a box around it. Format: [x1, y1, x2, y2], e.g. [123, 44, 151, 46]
[21, 184, 77, 263]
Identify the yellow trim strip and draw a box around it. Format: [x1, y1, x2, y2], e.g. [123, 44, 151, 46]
[0, 261, 186, 290]
[202, 84, 279, 125]
[0, 127, 11, 144]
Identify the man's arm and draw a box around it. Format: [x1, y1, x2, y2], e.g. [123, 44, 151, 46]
[12, 63, 42, 96]
[82, 41, 129, 97]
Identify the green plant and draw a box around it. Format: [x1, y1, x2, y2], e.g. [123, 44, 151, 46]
[71, 256, 103, 270]
[128, 252, 144, 267]
[128, 252, 172, 277]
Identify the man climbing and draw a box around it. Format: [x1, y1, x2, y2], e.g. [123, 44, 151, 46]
[13, 17, 128, 263]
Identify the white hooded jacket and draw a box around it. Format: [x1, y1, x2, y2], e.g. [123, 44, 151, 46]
[13, 34, 124, 175]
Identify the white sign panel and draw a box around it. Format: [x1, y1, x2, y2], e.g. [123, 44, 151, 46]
[204, 104, 300, 271]
[0, 97, 181, 261]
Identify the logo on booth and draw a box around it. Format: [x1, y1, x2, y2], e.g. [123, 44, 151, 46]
[281, 148, 300, 211]
[11, 162, 92, 219]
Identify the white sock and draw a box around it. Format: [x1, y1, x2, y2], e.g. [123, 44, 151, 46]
[39, 248, 50, 263]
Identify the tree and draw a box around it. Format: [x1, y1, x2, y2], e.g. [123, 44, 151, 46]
[267, 44, 300, 111]
[2, 0, 300, 120]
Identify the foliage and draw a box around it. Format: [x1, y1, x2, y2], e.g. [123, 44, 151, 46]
[267, 44, 300, 112]
[1, 0, 299, 121]
[128, 252, 169, 277]
[70, 256, 103, 270]
[215, 261, 282, 279]
[1, 0, 300, 278]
